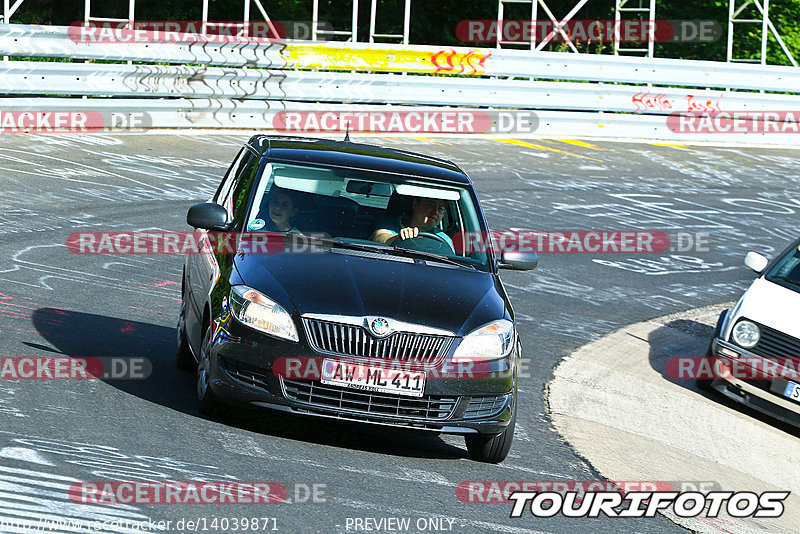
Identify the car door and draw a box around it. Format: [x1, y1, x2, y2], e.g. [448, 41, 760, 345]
[186, 146, 252, 350]
[190, 147, 262, 349]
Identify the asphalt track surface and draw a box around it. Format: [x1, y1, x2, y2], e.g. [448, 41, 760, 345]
[0, 133, 798, 533]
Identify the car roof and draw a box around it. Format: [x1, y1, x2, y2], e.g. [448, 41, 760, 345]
[249, 135, 471, 185]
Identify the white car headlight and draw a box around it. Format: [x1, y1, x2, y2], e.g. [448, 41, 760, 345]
[229, 286, 298, 342]
[452, 320, 514, 363]
[732, 320, 760, 349]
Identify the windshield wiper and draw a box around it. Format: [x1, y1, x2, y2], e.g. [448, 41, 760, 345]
[304, 236, 474, 269]
[306, 236, 390, 254]
[388, 246, 475, 269]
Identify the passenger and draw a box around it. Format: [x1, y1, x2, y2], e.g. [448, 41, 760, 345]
[263, 187, 302, 234]
[371, 196, 454, 251]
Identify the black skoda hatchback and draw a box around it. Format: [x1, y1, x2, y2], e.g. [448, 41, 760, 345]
[178, 136, 537, 463]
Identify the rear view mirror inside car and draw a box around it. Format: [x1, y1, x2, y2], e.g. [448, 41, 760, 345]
[345, 180, 393, 197]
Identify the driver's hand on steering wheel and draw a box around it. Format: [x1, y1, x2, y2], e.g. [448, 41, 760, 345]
[398, 226, 420, 240]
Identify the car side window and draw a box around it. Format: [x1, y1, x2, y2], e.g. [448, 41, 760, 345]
[228, 155, 262, 226]
[214, 148, 247, 204]
[218, 150, 257, 221]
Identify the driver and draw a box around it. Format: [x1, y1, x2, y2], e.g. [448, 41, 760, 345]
[371, 197, 454, 251]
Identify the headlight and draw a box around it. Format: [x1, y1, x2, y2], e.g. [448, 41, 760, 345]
[452, 320, 514, 363]
[732, 320, 760, 349]
[229, 286, 298, 342]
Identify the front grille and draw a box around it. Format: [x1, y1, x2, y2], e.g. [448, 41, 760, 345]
[282, 378, 457, 421]
[737, 320, 800, 360]
[302, 318, 452, 365]
[464, 394, 510, 419]
[221, 357, 270, 390]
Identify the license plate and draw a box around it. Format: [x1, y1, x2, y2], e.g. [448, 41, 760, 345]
[320, 358, 425, 397]
[783, 381, 800, 402]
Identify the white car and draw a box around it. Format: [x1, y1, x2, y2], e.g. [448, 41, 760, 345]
[700, 238, 800, 426]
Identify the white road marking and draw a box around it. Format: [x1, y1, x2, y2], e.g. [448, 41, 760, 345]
[0, 244, 177, 298]
[0, 466, 152, 534]
[513, 422, 531, 442]
[0, 446, 54, 465]
[213, 431, 455, 487]
[0, 147, 156, 189]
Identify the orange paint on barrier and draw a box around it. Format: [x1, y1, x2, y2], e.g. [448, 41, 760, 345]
[430, 49, 491, 74]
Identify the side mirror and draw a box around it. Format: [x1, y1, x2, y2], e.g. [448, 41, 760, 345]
[187, 203, 230, 231]
[744, 251, 769, 274]
[499, 251, 538, 271]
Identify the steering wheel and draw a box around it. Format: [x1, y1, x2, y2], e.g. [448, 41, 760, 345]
[395, 232, 452, 254]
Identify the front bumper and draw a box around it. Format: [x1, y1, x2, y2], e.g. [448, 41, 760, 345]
[205, 316, 516, 435]
[709, 337, 800, 427]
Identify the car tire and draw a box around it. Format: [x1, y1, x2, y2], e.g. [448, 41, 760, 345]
[197, 323, 224, 416]
[695, 345, 715, 392]
[465, 410, 515, 464]
[176, 301, 195, 371]
[697, 310, 728, 392]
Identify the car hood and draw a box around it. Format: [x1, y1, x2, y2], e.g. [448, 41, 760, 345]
[730, 277, 800, 339]
[233, 249, 505, 336]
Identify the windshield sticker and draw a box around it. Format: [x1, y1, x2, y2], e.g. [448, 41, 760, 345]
[248, 218, 266, 231]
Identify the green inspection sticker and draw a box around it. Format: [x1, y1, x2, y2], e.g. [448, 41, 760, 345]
[248, 218, 266, 230]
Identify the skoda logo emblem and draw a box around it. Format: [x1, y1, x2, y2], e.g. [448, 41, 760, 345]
[370, 318, 391, 337]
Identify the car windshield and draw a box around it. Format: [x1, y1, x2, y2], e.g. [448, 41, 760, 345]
[765, 241, 800, 293]
[245, 161, 492, 271]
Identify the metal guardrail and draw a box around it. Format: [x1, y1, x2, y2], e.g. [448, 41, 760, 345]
[1, 98, 798, 145]
[5, 61, 800, 114]
[0, 23, 799, 144]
